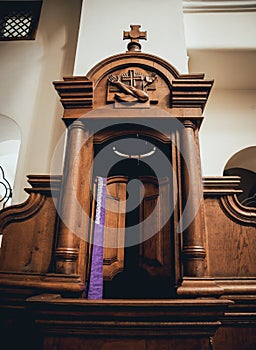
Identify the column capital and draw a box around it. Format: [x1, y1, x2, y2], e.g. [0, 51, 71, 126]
[182, 119, 197, 130]
[68, 119, 87, 132]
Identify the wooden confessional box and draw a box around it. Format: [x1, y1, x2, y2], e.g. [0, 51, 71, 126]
[0, 27, 255, 350]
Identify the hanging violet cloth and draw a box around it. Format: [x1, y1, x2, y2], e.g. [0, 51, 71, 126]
[87, 177, 107, 300]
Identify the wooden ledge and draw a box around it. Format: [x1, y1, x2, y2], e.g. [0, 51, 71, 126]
[26, 294, 232, 337]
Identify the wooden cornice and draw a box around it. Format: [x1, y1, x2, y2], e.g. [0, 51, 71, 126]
[172, 79, 214, 111]
[203, 176, 242, 196]
[53, 77, 93, 109]
[27, 294, 232, 337]
[25, 174, 61, 195]
[93, 124, 171, 144]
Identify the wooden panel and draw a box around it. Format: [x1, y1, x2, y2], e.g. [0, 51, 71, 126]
[0, 198, 55, 273]
[103, 177, 127, 280]
[213, 326, 256, 350]
[0, 194, 57, 274]
[204, 197, 256, 277]
[139, 177, 171, 278]
[44, 336, 210, 350]
[102, 176, 173, 298]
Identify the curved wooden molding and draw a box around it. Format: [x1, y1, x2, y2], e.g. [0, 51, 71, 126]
[86, 51, 197, 85]
[0, 193, 46, 234]
[219, 194, 256, 226]
[0, 175, 61, 233]
[93, 125, 171, 144]
[103, 261, 124, 281]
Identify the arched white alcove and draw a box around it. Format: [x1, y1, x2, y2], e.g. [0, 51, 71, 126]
[224, 146, 256, 173]
[0, 115, 21, 209]
[223, 146, 256, 207]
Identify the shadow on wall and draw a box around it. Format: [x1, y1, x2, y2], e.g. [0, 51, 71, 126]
[224, 146, 256, 208]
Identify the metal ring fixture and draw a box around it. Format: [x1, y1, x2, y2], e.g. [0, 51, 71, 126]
[112, 146, 156, 159]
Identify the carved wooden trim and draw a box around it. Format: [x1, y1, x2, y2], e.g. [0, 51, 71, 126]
[55, 248, 80, 262]
[219, 195, 256, 226]
[172, 79, 214, 111]
[25, 174, 61, 195]
[103, 261, 124, 281]
[181, 246, 206, 260]
[53, 77, 93, 109]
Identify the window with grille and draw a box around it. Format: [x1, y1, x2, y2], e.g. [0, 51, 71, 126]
[0, 1, 42, 41]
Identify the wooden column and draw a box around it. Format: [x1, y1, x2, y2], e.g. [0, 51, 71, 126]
[180, 120, 206, 277]
[55, 120, 93, 275]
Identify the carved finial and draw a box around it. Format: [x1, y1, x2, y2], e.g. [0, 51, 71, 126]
[123, 25, 147, 52]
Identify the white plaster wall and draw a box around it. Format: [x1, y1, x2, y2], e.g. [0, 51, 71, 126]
[0, 0, 82, 203]
[184, 10, 256, 176]
[200, 89, 256, 175]
[74, 0, 188, 76]
[184, 12, 256, 49]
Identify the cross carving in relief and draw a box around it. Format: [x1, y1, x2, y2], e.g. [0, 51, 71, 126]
[123, 24, 147, 51]
[122, 69, 143, 88]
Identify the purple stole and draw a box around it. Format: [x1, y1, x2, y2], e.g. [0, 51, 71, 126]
[87, 177, 106, 299]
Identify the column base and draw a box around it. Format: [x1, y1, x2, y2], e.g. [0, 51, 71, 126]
[177, 277, 225, 297]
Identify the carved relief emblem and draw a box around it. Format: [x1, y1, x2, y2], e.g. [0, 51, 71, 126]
[107, 69, 157, 105]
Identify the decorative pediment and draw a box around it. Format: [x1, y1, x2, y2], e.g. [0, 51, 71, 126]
[53, 25, 213, 124]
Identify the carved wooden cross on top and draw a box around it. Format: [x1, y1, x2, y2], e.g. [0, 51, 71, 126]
[123, 25, 147, 51]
